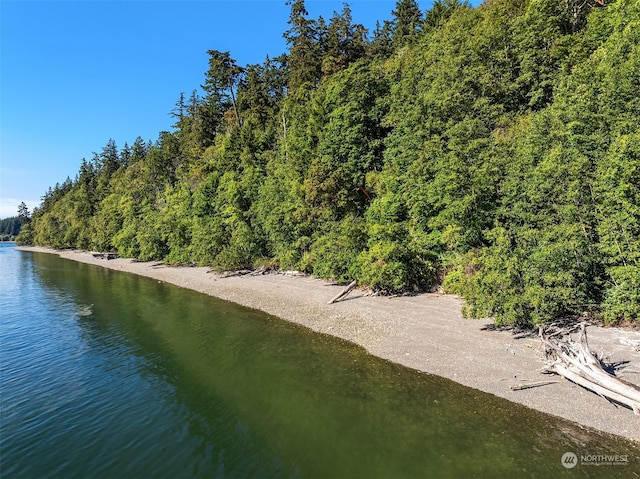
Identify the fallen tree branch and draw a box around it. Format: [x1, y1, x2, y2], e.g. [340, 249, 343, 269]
[510, 380, 559, 391]
[328, 280, 357, 304]
[247, 265, 268, 276]
[540, 323, 640, 415]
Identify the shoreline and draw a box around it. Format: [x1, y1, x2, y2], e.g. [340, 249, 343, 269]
[17, 246, 640, 443]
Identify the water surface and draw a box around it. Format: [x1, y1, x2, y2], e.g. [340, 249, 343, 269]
[1, 243, 637, 478]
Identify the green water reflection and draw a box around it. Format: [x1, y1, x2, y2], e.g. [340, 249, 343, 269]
[24, 252, 640, 477]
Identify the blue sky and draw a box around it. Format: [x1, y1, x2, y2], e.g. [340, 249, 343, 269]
[0, 0, 480, 219]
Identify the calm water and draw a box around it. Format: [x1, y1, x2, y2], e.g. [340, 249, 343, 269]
[0, 243, 638, 478]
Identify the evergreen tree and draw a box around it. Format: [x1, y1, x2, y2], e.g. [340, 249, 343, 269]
[203, 50, 244, 128]
[284, 0, 323, 92]
[391, 0, 423, 47]
[132, 137, 148, 162]
[369, 20, 394, 57]
[322, 4, 368, 76]
[424, 0, 467, 31]
[17, 202, 30, 223]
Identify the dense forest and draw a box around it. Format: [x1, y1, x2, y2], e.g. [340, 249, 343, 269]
[1, 217, 22, 241]
[1, 202, 30, 241]
[18, 0, 639, 325]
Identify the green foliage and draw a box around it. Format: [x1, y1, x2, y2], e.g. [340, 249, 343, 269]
[356, 240, 413, 292]
[602, 266, 640, 323]
[91, 190, 123, 252]
[596, 134, 640, 322]
[0, 216, 22, 238]
[254, 157, 309, 268]
[302, 215, 366, 282]
[15, 221, 34, 245]
[160, 184, 194, 265]
[514, 0, 586, 109]
[305, 61, 389, 218]
[25, 0, 640, 324]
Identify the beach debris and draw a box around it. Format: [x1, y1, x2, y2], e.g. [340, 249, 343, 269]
[249, 266, 269, 275]
[92, 252, 119, 260]
[328, 280, 357, 305]
[281, 270, 305, 276]
[218, 266, 278, 277]
[219, 270, 248, 277]
[510, 380, 559, 391]
[540, 323, 640, 415]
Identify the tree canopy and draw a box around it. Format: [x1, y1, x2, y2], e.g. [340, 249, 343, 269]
[18, 0, 639, 326]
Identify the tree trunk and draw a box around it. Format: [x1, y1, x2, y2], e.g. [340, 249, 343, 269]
[540, 323, 640, 415]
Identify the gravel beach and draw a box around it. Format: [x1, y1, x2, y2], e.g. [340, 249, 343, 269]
[17, 246, 640, 443]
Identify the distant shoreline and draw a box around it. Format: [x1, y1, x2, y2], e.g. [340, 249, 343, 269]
[16, 245, 640, 444]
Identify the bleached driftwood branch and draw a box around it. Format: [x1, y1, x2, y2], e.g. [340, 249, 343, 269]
[540, 323, 640, 415]
[328, 280, 357, 304]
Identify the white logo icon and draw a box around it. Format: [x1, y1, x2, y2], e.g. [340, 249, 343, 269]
[561, 452, 578, 469]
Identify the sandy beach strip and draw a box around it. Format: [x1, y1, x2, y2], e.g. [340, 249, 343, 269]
[16, 246, 640, 443]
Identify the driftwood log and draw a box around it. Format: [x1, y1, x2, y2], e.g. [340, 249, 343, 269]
[328, 280, 357, 304]
[92, 252, 119, 260]
[540, 323, 640, 415]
